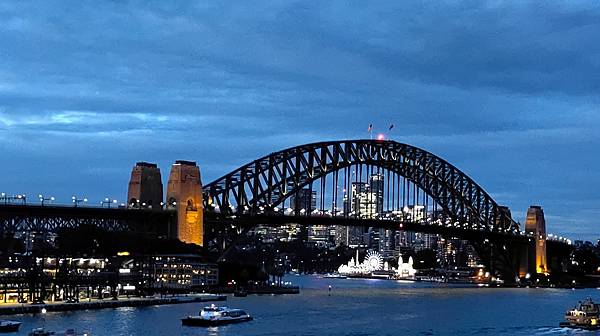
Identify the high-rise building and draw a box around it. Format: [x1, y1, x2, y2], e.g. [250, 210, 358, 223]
[366, 174, 395, 256]
[350, 182, 368, 217]
[369, 173, 384, 216]
[396, 230, 412, 247]
[335, 191, 351, 246]
[290, 188, 328, 245]
[339, 174, 387, 248]
[350, 174, 384, 219]
[290, 188, 316, 214]
[378, 228, 395, 257]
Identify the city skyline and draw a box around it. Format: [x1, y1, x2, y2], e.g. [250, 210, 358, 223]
[1, 2, 599, 239]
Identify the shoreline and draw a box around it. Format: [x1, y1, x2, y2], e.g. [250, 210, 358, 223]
[0, 294, 226, 316]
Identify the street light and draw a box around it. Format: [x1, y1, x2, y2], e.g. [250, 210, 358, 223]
[72, 195, 88, 207]
[0, 192, 7, 205]
[39, 194, 55, 206]
[15, 194, 27, 205]
[101, 198, 118, 208]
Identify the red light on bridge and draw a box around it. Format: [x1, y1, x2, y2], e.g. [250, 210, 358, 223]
[377, 134, 385, 141]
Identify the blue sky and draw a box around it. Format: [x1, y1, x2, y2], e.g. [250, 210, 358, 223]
[0, 1, 599, 238]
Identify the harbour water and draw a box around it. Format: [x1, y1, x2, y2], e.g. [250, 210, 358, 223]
[5, 275, 598, 335]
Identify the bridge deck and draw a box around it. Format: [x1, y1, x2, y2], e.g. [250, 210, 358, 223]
[0, 204, 176, 235]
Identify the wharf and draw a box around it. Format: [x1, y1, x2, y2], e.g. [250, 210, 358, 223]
[212, 286, 300, 295]
[0, 294, 226, 316]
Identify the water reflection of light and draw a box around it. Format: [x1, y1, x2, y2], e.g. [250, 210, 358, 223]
[208, 326, 220, 336]
[115, 306, 137, 335]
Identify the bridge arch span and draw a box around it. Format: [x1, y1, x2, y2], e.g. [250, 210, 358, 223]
[203, 140, 518, 233]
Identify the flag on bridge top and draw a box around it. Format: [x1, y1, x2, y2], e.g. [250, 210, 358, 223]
[389, 124, 394, 130]
[368, 124, 373, 132]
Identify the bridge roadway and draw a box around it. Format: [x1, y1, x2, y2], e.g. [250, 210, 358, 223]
[204, 212, 528, 244]
[0, 203, 570, 248]
[0, 204, 176, 236]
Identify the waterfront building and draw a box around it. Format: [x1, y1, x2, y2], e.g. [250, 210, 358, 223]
[140, 254, 218, 289]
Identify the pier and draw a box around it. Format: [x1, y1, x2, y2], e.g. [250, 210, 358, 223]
[0, 294, 226, 316]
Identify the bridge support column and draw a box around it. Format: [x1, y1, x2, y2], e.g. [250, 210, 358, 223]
[525, 206, 548, 275]
[127, 162, 163, 208]
[166, 160, 204, 246]
[473, 239, 527, 285]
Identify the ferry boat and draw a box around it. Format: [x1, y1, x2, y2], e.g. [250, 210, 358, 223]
[560, 298, 600, 330]
[182, 304, 253, 327]
[0, 320, 21, 333]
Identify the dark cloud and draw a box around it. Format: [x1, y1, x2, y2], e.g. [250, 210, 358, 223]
[0, 1, 598, 238]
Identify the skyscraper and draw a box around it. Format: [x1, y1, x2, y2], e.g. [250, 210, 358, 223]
[290, 188, 329, 245]
[290, 188, 316, 214]
[338, 174, 388, 249]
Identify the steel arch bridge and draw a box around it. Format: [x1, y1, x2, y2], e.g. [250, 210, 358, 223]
[203, 139, 519, 235]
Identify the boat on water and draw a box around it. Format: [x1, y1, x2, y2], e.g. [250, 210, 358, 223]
[0, 320, 21, 333]
[182, 304, 253, 327]
[560, 298, 600, 330]
[28, 328, 55, 336]
[322, 274, 347, 279]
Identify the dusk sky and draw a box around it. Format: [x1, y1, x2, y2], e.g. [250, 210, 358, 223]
[0, 2, 598, 239]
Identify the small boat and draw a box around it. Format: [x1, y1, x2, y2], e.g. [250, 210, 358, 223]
[28, 328, 55, 336]
[322, 274, 347, 279]
[560, 297, 600, 330]
[0, 321, 21, 333]
[182, 304, 253, 327]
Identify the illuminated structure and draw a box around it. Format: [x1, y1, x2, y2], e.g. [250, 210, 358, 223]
[525, 206, 548, 274]
[166, 161, 204, 246]
[337, 250, 416, 279]
[338, 250, 384, 275]
[143, 255, 218, 288]
[396, 253, 417, 279]
[127, 162, 163, 208]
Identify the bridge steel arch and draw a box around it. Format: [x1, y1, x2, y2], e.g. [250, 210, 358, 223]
[203, 140, 519, 234]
